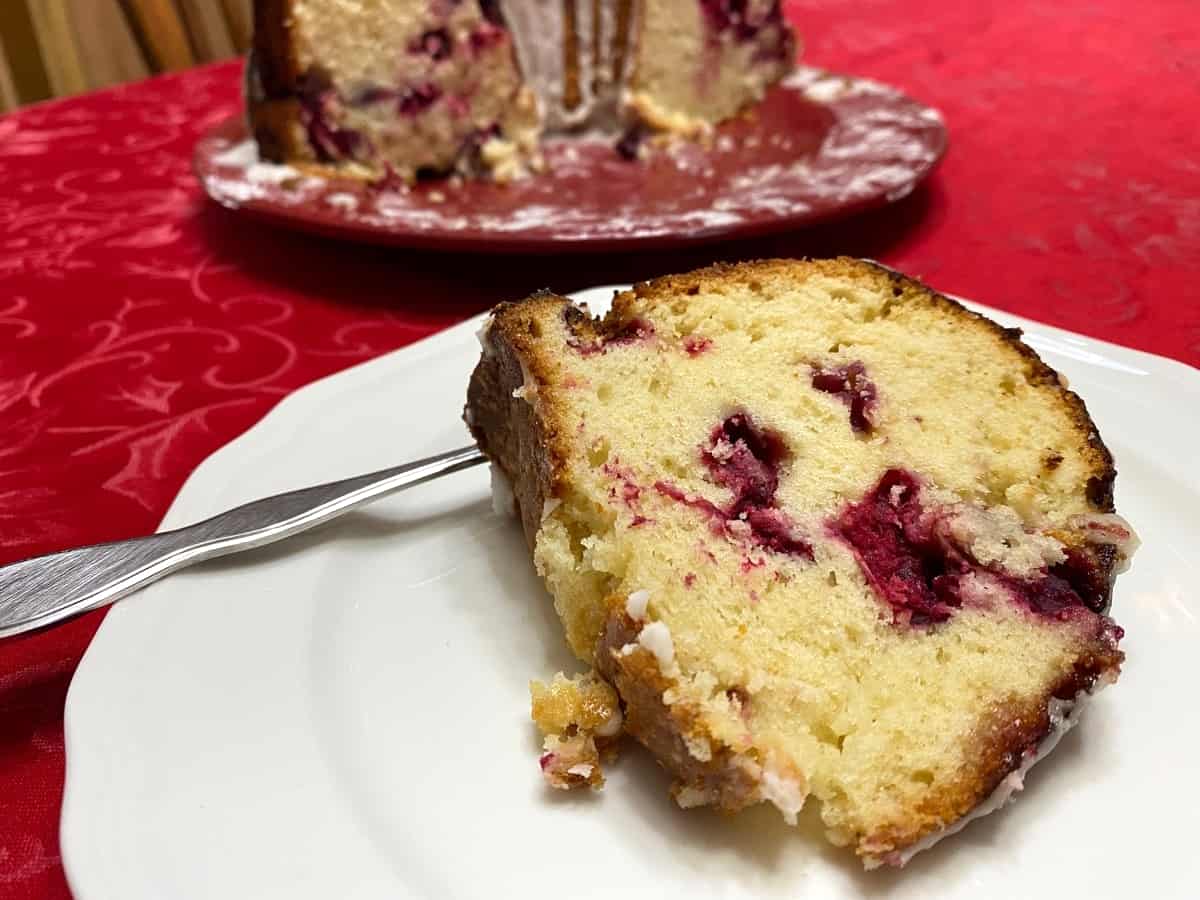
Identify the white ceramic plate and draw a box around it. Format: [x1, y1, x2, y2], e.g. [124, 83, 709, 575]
[63, 285, 1200, 900]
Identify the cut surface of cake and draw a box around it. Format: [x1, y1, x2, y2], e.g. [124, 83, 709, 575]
[627, 0, 795, 135]
[465, 258, 1136, 867]
[250, 1, 797, 181]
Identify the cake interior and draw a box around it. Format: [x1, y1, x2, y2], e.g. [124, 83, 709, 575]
[627, 0, 794, 133]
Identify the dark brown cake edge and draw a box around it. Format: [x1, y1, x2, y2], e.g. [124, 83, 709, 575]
[248, 0, 312, 163]
[465, 290, 584, 549]
[251, 0, 301, 97]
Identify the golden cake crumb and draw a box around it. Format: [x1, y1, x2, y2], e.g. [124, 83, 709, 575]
[531, 671, 624, 790]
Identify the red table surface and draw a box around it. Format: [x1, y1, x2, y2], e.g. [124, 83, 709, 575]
[1, 1, 1197, 896]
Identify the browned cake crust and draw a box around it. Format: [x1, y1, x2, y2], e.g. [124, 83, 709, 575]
[465, 258, 1126, 863]
[594, 607, 766, 811]
[610, 0, 634, 83]
[248, 0, 310, 164]
[466, 290, 572, 549]
[562, 0, 582, 111]
[252, 0, 301, 97]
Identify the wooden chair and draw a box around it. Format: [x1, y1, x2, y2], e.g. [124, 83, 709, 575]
[0, 32, 20, 112]
[0, 0, 251, 112]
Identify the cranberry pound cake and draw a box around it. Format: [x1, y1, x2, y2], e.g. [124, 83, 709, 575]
[465, 258, 1137, 868]
[250, 1, 796, 181]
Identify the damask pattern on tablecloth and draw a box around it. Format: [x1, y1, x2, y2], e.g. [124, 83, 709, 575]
[0, 67, 439, 556]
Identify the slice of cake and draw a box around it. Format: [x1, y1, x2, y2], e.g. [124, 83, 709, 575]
[465, 258, 1136, 867]
[250, 1, 797, 180]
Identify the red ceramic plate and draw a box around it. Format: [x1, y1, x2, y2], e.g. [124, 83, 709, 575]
[195, 67, 946, 253]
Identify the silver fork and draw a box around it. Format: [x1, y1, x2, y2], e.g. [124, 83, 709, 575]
[0, 445, 486, 640]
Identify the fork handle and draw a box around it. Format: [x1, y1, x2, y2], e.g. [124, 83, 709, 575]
[0, 445, 486, 640]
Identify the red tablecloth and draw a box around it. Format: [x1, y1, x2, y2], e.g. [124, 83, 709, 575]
[1, 1, 1197, 896]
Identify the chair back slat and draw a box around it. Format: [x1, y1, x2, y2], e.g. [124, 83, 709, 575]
[27, 0, 89, 96]
[178, 0, 237, 61]
[69, 0, 153, 92]
[1, 0, 251, 109]
[119, 0, 197, 72]
[219, 0, 252, 53]
[0, 40, 19, 113]
[0, 2, 54, 105]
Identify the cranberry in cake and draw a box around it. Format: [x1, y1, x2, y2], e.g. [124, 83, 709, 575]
[465, 258, 1137, 867]
[250, 1, 798, 181]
